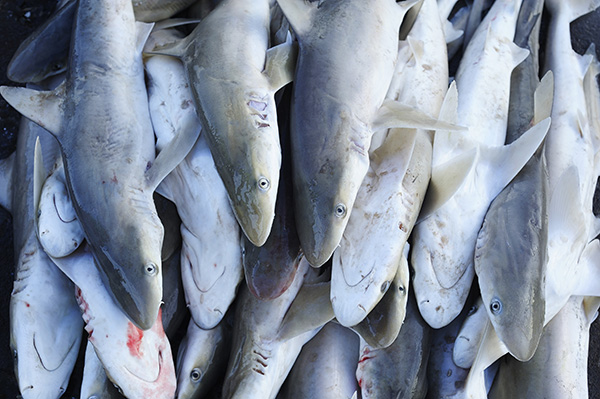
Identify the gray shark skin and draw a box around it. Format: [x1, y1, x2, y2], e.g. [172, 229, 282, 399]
[473, 0, 548, 363]
[505, 0, 545, 144]
[277, 322, 359, 399]
[80, 341, 125, 399]
[243, 86, 302, 300]
[1, 0, 180, 330]
[7, 0, 198, 83]
[163, 0, 292, 247]
[277, 0, 415, 267]
[489, 296, 600, 399]
[175, 318, 231, 399]
[222, 258, 333, 399]
[474, 129, 548, 362]
[10, 111, 83, 399]
[356, 291, 431, 399]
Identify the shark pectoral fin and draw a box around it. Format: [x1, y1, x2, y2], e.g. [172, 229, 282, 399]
[135, 22, 155, 54]
[155, 176, 175, 202]
[583, 296, 600, 325]
[37, 160, 85, 258]
[0, 152, 15, 211]
[275, 0, 317, 38]
[406, 37, 425, 67]
[265, 32, 298, 91]
[443, 20, 464, 44]
[534, 70, 554, 124]
[431, 81, 461, 165]
[145, 115, 201, 192]
[417, 148, 477, 222]
[152, 18, 202, 32]
[371, 128, 417, 176]
[373, 100, 466, 132]
[0, 82, 65, 137]
[33, 137, 47, 224]
[277, 281, 335, 341]
[507, 40, 530, 70]
[398, 0, 424, 40]
[478, 117, 550, 199]
[464, 320, 508, 398]
[145, 33, 190, 58]
[573, 239, 600, 298]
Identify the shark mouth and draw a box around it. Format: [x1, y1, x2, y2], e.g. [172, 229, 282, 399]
[122, 346, 164, 384]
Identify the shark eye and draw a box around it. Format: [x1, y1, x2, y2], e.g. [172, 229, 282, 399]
[467, 305, 478, 316]
[258, 177, 270, 191]
[12, 349, 17, 361]
[490, 299, 503, 315]
[190, 368, 202, 382]
[144, 262, 158, 276]
[334, 203, 347, 218]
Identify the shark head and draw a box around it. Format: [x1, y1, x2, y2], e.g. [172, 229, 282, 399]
[88, 198, 164, 331]
[474, 203, 546, 362]
[211, 90, 282, 247]
[180, 225, 242, 329]
[175, 320, 229, 399]
[98, 310, 176, 399]
[10, 237, 83, 399]
[292, 99, 371, 267]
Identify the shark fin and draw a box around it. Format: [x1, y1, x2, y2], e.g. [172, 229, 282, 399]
[398, 0, 424, 40]
[33, 137, 47, 224]
[432, 81, 461, 166]
[145, 114, 201, 192]
[0, 152, 15, 211]
[417, 147, 477, 222]
[444, 20, 464, 43]
[477, 117, 550, 199]
[406, 36, 425, 67]
[373, 99, 466, 132]
[371, 128, 417, 177]
[573, 239, 600, 298]
[534, 70, 554, 124]
[275, 0, 317, 38]
[583, 295, 600, 325]
[152, 18, 202, 32]
[277, 281, 335, 341]
[0, 82, 65, 138]
[464, 320, 508, 398]
[265, 32, 298, 91]
[135, 22, 155, 54]
[146, 33, 190, 58]
[37, 159, 84, 258]
[507, 39, 530, 70]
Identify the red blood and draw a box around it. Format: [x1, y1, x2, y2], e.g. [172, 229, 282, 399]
[358, 355, 374, 364]
[126, 322, 144, 358]
[358, 378, 363, 388]
[25, 302, 30, 307]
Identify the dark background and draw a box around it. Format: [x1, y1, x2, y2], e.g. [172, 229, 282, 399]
[0, 1, 599, 398]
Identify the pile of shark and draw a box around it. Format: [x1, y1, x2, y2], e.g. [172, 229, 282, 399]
[1, 0, 599, 397]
